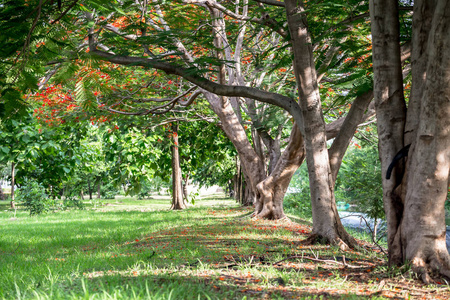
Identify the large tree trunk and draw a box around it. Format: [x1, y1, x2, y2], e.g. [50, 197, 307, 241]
[369, 0, 408, 266]
[242, 173, 254, 206]
[255, 125, 305, 219]
[285, 0, 356, 249]
[242, 183, 253, 206]
[171, 122, 186, 210]
[206, 7, 267, 207]
[254, 89, 374, 220]
[401, 0, 450, 282]
[204, 92, 267, 199]
[370, 0, 450, 282]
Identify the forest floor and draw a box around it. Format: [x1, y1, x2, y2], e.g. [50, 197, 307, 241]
[1, 194, 449, 299]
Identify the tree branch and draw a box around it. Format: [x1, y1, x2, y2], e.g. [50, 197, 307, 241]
[328, 91, 374, 183]
[87, 36, 305, 135]
[50, 0, 81, 24]
[252, 0, 285, 7]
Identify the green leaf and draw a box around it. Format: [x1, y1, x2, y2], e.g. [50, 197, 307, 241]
[0, 146, 10, 154]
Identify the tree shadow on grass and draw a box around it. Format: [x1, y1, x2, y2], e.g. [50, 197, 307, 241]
[74, 267, 389, 299]
[2, 205, 448, 299]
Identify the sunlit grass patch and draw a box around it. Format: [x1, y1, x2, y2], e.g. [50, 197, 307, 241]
[1, 195, 449, 299]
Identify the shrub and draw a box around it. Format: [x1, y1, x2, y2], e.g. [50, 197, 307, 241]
[17, 179, 50, 216]
[63, 196, 84, 210]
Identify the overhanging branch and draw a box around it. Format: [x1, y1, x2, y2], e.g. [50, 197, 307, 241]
[87, 34, 305, 135]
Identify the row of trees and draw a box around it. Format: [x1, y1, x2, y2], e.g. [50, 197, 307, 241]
[0, 110, 236, 205]
[1, 0, 449, 282]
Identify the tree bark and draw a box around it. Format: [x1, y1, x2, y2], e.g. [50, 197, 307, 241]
[255, 125, 305, 219]
[97, 177, 101, 199]
[182, 173, 189, 203]
[204, 92, 267, 199]
[242, 183, 253, 206]
[403, 0, 436, 146]
[88, 177, 92, 200]
[328, 91, 374, 182]
[171, 122, 187, 210]
[10, 162, 15, 209]
[242, 173, 254, 206]
[369, 0, 407, 266]
[370, 0, 450, 282]
[233, 157, 241, 201]
[285, 0, 356, 249]
[402, 0, 450, 282]
[238, 168, 244, 204]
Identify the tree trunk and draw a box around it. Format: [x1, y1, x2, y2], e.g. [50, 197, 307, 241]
[402, 0, 450, 282]
[241, 173, 254, 206]
[233, 157, 241, 201]
[204, 9, 267, 204]
[251, 127, 266, 173]
[328, 91, 374, 181]
[88, 177, 92, 200]
[285, 0, 356, 249]
[97, 177, 101, 199]
[10, 162, 15, 209]
[369, 0, 408, 266]
[171, 122, 186, 210]
[204, 92, 267, 199]
[227, 180, 233, 198]
[234, 174, 239, 202]
[182, 173, 189, 203]
[245, 97, 282, 174]
[242, 184, 253, 206]
[255, 125, 305, 219]
[239, 169, 244, 204]
[370, 0, 450, 282]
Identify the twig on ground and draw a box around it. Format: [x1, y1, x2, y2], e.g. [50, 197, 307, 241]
[7, 242, 21, 255]
[309, 247, 318, 259]
[220, 273, 245, 281]
[385, 282, 447, 294]
[272, 255, 361, 268]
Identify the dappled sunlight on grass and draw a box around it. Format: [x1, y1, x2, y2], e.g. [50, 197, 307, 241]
[1, 195, 450, 299]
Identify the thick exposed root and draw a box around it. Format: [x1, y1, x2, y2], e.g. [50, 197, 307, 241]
[170, 203, 187, 210]
[411, 250, 450, 284]
[302, 233, 351, 251]
[252, 193, 286, 220]
[253, 207, 286, 220]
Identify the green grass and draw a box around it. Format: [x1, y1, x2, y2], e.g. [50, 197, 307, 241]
[1, 195, 242, 299]
[1, 194, 449, 299]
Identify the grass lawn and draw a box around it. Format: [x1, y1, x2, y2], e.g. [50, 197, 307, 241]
[1, 194, 449, 299]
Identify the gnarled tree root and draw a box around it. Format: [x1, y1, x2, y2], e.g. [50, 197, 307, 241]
[302, 232, 358, 251]
[410, 250, 450, 284]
